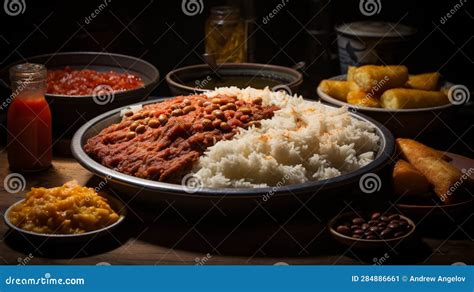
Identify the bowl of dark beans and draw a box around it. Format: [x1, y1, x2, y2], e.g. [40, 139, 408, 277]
[328, 211, 416, 249]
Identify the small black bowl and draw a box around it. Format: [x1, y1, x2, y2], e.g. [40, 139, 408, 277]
[328, 211, 416, 249]
[166, 63, 303, 96]
[1, 52, 160, 138]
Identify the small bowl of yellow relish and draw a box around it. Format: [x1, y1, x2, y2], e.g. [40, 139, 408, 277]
[4, 180, 125, 240]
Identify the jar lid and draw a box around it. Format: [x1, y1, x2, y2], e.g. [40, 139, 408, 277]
[210, 6, 240, 19]
[9, 63, 47, 82]
[335, 21, 416, 38]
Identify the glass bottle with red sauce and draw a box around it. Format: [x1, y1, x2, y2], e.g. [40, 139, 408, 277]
[7, 63, 52, 172]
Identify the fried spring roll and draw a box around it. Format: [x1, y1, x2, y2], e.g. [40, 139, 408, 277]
[380, 88, 449, 109]
[318, 80, 358, 101]
[396, 138, 466, 204]
[347, 91, 381, 108]
[392, 159, 430, 197]
[353, 65, 408, 94]
[406, 72, 440, 91]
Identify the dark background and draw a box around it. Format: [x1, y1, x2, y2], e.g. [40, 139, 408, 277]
[0, 0, 472, 96]
[0, 0, 472, 154]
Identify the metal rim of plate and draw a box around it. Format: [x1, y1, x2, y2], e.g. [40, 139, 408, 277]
[317, 74, 455, 113]
[71, 98, 395, 199]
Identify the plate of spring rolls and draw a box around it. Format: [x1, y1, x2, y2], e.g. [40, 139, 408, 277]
[391, 138, 474, 218]
[317, 65, 453, 110]
[317, 65, 457, 137]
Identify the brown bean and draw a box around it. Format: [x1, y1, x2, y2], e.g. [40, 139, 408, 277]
[377, 222, 387, 227]
[203, 101, 211, 107]
[212, 110, 225, 119]
[182, 98, 191, 106]
[211, 98, 221, 104]
[171, 104, 180, 110]
[239, 115, 250, 122]
[148, 118, 160, 128]
[239, 107, 252, 115]
[352, 218, 365, 225]
[371, 212, 381, 220]
[130, 121, 140, 131]
[135, 125, 146, 134]
[126, 131, 136, 139]
[212, 119, 222, 128]
[388, 223, 400, 230]
[221, 103, 236, 111]
[364, 231, 375, 237]
[204, 106, 214, 114]
[131, 114, 143, 120]
[336, 225, 351, 235]
[361, 223, 369, 230]
[352, 234, 362, 239]
[220, 122, 231, 132]
[353, 229, 364, 235]
[183, 105, 196, 114]
[252, 97, 262, 104]
[350, 225, 360, 230]
[368, 220, 377, 225]
[158, 114, 168, 124]
[171, 109, 183, 116]
[212, 104, 220, 110]
[202, 119, 213, 129]
[203, 114, 215, 120]
[380, 216, 389, 222]
[381, 228, 393, 238]
[369, 226, 378, 232]
[124, 111, 134, 117]
[366, 235, 377, 240]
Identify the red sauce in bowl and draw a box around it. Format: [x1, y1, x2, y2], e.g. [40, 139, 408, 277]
[46, 67, 144, 95]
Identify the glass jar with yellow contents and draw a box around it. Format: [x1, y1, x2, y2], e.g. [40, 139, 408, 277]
[205, 6, 247, 63]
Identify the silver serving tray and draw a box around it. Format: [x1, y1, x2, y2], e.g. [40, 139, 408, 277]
[71, 99, 395, 215]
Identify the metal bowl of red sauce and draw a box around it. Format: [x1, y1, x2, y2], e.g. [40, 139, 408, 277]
[1, 52, 159, 138]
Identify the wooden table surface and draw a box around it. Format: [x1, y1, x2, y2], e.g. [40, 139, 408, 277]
[1, 149, 473, 266]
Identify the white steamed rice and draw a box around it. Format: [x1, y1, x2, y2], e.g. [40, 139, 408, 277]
[192, 87, 380, 188]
